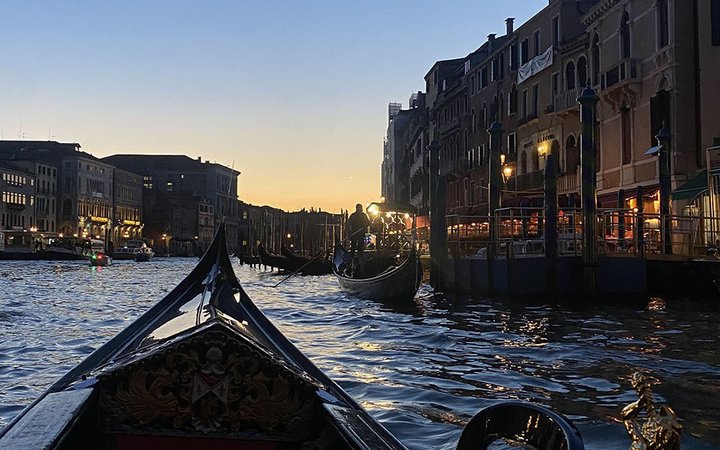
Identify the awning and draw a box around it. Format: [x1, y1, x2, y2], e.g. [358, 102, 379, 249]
[671, 171, 708, 200]
[644, 145, 661, 155]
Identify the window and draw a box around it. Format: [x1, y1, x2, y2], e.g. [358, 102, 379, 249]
[577, 57, 588, 88]
[470, 75, 476, 95]
[510, 44, 518, 70]
[650, 89, 671, 146]
[532, 84, 539, 117]
[566, 61, 576, 90]
[471, 109, 476, 133]
[592, 34, 600, 85]
[533, 30, 541, 56]
[712, 0, 720, 46]
[508, 133, 517, 155]
[522, 90, 528, 118]
[498, 52, 505, 79]
[521, 39, 529, 64]
[621, 11, 631, 58]
[499, 92, 504, 119]
[509, 84, 518, 114]
[481, 67, 488, 88]
[657, 0, 669, 48]
[552, 16, 560, 47]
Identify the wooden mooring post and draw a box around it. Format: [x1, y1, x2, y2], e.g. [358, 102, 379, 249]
[579, 86, 599, 297]
[544, 152, 558, 293]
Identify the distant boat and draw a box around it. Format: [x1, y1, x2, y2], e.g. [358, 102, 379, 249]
[280, 245, 333, 275]
[257, 243, 287, 269]
[114, 240, 151, 260]
[134, 247, 154, 262]
[89, 251, 112, 267]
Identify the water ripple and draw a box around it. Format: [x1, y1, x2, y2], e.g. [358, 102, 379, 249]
[0, 259, 718, 449]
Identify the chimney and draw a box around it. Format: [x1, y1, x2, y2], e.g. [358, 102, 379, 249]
[506, 17, 515, 35]
[488, 33, 496, 50]
[197, 156, 201, 162]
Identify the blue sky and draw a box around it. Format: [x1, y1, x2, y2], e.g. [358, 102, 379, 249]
[0, 1, 542, 212]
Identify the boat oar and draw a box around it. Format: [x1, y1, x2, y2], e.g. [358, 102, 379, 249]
[272, 248, 330, 288]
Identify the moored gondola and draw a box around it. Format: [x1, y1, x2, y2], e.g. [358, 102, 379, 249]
[332, 242, 423, 301]
[281, 245, 333, 275]
[257, 243, 289, 270]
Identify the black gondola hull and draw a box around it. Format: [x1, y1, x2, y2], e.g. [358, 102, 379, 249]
[332, 243, 422, 301]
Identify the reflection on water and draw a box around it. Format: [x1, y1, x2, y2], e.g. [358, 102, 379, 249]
[0, 259, 719, 450]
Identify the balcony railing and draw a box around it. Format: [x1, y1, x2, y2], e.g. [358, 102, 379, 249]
[513, 170, 544, 191]
[554, 88, 580, 114]
[601, 58, 641, 92]
[446, 208, 720, 259]
[558, 171, 580, 194]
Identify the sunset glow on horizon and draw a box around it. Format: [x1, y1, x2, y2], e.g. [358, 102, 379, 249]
[0, 1, 541, 212]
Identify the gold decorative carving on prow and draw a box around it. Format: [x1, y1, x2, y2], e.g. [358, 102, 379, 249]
[621, 372, 682, 450]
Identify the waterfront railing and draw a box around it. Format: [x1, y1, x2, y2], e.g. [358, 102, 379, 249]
[446, 207, 720, 259]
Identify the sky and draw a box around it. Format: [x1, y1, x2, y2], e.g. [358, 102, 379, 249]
[0, 1, 542, 213]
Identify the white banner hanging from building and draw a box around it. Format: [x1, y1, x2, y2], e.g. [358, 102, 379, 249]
[517, 46, 554, 85]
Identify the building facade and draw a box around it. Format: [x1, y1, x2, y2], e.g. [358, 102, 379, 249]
[111, 168, 143, 248]
[102, 155, 241, 252]
[389, 0, 719, 226]
[0, 165, 35, 231]
[11, 161, 57, 232]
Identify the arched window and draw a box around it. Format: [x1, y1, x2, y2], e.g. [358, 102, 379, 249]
[592, 34, 600, 86]
[565, 61, 576, 90]
[481, 103, 488, 129]
[471, 109, 476, 134]
[492, 95, 499, 123]
[566, 135, 579, 174]
[509, 84, 518, 114]
[499, 92, 505, 119]
[621, 11, 631, 58]
[577, 56, 588, 88]
[551, 140, 561, 172]
[657, 0, 669, 48]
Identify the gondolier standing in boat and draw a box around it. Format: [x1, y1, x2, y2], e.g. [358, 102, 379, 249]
[346, 203, 370, 256]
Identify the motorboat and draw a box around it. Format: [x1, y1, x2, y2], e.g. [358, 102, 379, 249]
[89, 251, 112, 267]
[113, 240, 151, 260]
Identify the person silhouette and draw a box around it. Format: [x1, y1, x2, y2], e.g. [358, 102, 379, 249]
[346, 203, 370, 256]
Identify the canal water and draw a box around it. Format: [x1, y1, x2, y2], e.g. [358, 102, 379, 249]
[0, 258, 718, 449]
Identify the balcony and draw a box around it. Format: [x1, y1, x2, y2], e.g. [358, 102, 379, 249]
[554, 88, 580, 114]
[5, 202, 26, 211]
[601, 58, 641, 93]
[512, 170, 544, 191]
[558, 171, 580, 195]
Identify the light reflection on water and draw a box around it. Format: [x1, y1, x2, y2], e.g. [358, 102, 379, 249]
[1, 258, 719, 450]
